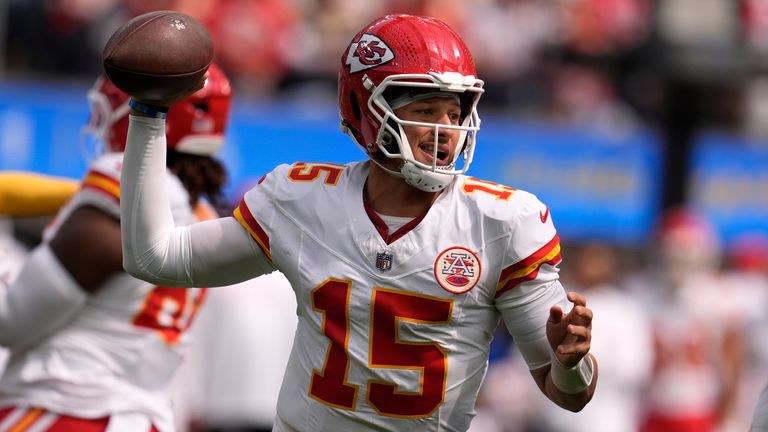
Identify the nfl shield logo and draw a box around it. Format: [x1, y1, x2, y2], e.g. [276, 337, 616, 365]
[376, 252, 393, 271]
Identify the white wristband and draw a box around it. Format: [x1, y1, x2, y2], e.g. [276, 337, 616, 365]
[550, 352, 594, 394]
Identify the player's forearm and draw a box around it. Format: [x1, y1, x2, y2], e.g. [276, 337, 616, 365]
[121, 115, 268, 287]
[121, 114, 194, 287]
[543, 353, 598, 412]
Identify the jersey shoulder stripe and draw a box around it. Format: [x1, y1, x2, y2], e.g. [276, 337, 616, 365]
[81, 169, 120, 202]
[496, 233, 562, 297]
[77, 152, 123, 202]
[233, 198, 272, 262]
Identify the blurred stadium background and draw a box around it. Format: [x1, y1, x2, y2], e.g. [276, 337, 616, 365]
[1, 0, 767, 250]
[1, 1, 768, 431]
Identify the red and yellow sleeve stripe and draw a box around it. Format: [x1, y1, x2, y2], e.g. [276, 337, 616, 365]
[6, 407, 44, 431]
[81, 170, 120, 202]
[232, 199, 272, 263]
[496, 234, 562, 298]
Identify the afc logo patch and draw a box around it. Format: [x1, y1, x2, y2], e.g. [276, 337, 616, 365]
[345, 33, 394, 73]
[434, 247, 482, 294]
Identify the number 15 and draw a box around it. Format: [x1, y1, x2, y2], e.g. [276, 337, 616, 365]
[309, 278, 453, 418]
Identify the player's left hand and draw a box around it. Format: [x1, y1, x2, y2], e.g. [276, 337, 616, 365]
[546, 291, 593, 368]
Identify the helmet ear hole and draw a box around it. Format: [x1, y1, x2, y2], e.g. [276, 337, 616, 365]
[381, 130, 396, 153]
[349, 92, 361, 121]
[459, 92, 475, 122]
[381, 118, 400, 154]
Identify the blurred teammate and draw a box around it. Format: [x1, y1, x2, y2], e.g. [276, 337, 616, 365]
[539, 242, 653, 432]
[628, 208, 745, 432]
[0, 64, 232, 432]
[172, 271, 297, 432]
[119, 14, 598, 431]
[734, 235, 768, 432]
[0, 171, 79, 378]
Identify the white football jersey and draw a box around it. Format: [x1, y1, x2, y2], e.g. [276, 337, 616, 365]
[233, 161, 568, 432]
[0, 152, 206, 432]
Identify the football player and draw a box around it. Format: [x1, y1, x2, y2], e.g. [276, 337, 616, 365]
[119, 15, 598, 431]
[0, 171, 80, 380]
[0, 64, 232, 431]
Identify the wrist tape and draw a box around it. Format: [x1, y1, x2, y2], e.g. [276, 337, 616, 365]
[550, 351, 594, 394]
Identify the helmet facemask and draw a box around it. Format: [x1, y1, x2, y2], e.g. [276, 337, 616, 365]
[337, 14, 485, 192]
[81, 78, 131, 159]
[366, 71, 483, 192]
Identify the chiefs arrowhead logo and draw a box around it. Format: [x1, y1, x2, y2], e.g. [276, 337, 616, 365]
[345, 34, 394, 73]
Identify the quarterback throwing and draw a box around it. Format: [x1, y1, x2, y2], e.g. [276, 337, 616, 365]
[119, 14, 598, 432]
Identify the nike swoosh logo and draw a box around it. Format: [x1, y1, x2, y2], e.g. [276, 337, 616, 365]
[540, 207, 549, 223]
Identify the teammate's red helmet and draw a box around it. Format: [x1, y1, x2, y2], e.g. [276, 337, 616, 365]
[656, 207, 721, 281]
[338, 14, 484, 192]
[85, 63, 232, 156]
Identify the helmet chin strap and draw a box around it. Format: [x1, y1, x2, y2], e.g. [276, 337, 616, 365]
[370, 123, 457, 193]
[392, 123, 456, 192]
[400, 160, 454, 192]
[368, 152, 454, 193]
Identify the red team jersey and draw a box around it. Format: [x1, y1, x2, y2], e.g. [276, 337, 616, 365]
[233, 161, 568, 431]
[0, 153, 207, 432]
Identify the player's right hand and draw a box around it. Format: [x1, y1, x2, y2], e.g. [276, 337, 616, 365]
[133, 72, 208, 109]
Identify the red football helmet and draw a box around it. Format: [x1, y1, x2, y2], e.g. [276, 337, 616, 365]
[656, 207, 721, 284]
[85, 63, 232, 156]
[338, 14, 485, 192]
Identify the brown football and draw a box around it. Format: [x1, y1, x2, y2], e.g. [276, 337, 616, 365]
[102, 10, 214, 102]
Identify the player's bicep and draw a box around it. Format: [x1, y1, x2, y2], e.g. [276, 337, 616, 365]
[187, 216, 274, 287]
[49, 206, 123, 293]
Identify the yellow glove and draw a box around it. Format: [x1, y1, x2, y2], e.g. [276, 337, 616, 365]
[0, 171, 78, 217]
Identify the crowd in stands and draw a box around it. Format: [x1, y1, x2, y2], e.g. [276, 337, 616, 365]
[8, 1, 768, 184]
[5, 0, 765, 129]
